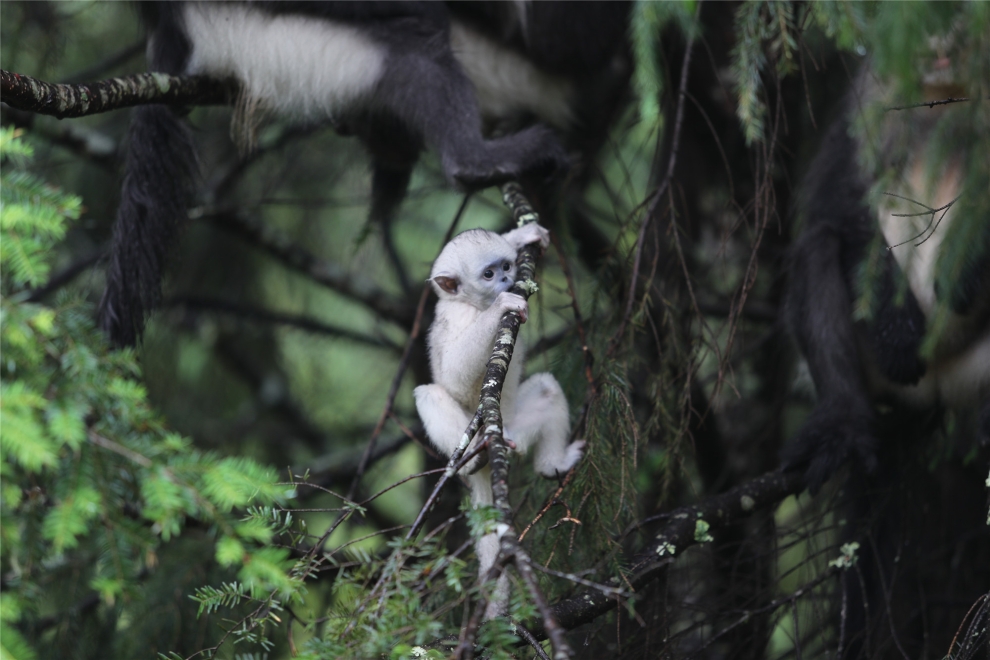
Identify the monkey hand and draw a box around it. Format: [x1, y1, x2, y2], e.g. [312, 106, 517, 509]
[450, 125, 570, 189]
[780, 403, 877, 495]
[514, 223, 551, 251]
[496, 291, 529, 323]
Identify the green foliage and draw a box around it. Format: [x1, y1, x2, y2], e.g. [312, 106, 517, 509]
[631, 0, 697, 127]
[731, 1, 801, 145]
[0, 129, 80, 288]
[0, 128, 299, 659]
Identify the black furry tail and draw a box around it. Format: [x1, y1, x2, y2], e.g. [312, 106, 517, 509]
[99, 104, 196, 346]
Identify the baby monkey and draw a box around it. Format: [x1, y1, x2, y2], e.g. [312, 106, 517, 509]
[414, 223, 585, 616]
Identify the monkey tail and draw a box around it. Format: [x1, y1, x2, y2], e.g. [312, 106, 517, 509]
[98, 104, 197, 347]
[99, 1, 195, 347]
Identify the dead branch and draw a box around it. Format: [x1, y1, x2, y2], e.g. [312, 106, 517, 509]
[165, 295, 402, 351]
[195, 207, 415, 327]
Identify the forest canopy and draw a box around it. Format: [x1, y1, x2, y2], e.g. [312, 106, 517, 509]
[1, 2, 988, 659]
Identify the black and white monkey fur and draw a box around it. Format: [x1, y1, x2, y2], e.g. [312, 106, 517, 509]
[99, 1, 631, 346]
[414, 223, 584, 617]
[783, 71, 990, 492]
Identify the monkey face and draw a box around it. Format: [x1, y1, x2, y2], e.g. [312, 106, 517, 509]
[430, 229, 519, 309]
[468, 256, 517, 307]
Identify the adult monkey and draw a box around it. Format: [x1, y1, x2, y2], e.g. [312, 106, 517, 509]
[99, 1, 631, 346]
[780, 57, 990, 657]
[782, 69, 990, 491]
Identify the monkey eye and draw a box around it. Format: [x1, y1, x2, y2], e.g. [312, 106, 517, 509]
[483, 269, 495, 279]
[502, 262, 511, 272]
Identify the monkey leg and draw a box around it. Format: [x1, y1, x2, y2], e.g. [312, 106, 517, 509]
[463, 468, 511, 619]
[412, 383, 478, 464]
[507, 373, 585, 478]
[373, 42, 569, 191]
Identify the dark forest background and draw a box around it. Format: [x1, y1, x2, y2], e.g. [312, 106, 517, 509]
[1, 2, 988, 659]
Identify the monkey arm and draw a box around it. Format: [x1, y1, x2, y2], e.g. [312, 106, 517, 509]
[864, 250, 927, 384]
[432, 297, 525, 402]
[502, 223, 550, 252]
[782, 226, 878, 491]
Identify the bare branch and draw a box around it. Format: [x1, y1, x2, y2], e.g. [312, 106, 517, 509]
[885, 96, 982, 111]
[164, 295, 402, 351]
[612, 11, 698, 350]
[196, 207, 415, 327]
[456, 183, 574, 659]
[1, 69, 235, 119]
[26, 249, 105, 303]
[542, 469, 803, 635]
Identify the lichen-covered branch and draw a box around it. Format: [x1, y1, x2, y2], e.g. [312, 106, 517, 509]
[1, 69, 234, 119]
[457, 183, 573, 659]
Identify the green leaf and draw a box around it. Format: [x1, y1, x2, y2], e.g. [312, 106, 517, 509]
[42, 485, 102, 553]
[89, 576, 125, 605]
[46, 401, 88, 450]
[201, 457, 282, 511]
[141, 469, 192, 541]
[0, 623, 38, 660]
[0, 382, 58, 471]
[215, 536, 245, 567]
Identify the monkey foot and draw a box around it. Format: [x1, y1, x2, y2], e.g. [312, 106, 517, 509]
[780, 408, 877, 495]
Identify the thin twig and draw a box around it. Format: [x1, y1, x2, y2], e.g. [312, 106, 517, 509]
[458, 184, 574, 659]
[197, 208, 415, 327]
[26, 249, 105, 302]
[886, 96, 979, 111]
[515, 623, 551, 660]
[165, 295, 402, 351]
[612, 12, 698, 351]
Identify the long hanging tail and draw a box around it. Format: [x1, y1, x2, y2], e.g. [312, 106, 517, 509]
[98, 106, 196, 346]
[99, 2, 196, 346]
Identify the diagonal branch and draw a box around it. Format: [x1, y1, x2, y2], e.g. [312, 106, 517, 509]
[456, 183, 573, 659]
[196, 208, 415, 327]
[164, 295, 402, 351]
[1, 69, 234, 118]
[539, 469, 803, 635]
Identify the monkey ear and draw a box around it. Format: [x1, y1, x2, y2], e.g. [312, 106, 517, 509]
[433, 275, 459, 295]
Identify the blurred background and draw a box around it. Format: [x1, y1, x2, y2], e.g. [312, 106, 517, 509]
[2, 2, 988, 659]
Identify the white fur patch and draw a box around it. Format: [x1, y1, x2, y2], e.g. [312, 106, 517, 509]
[450, 20, 574, 129]
[876, 156, 990, 411]
[887, 328, 990, 409]
[182, 3, 385, 120]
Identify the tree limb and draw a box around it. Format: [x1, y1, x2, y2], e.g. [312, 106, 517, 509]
[196, 208, 415, 327]
[542, 469, 803, 635]
[1, 69, 234, 118]
[456, 183, 574, 659]
[165, 295, 402, 352]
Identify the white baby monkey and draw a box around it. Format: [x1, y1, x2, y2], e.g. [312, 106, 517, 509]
[413, 223, 585, 617]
